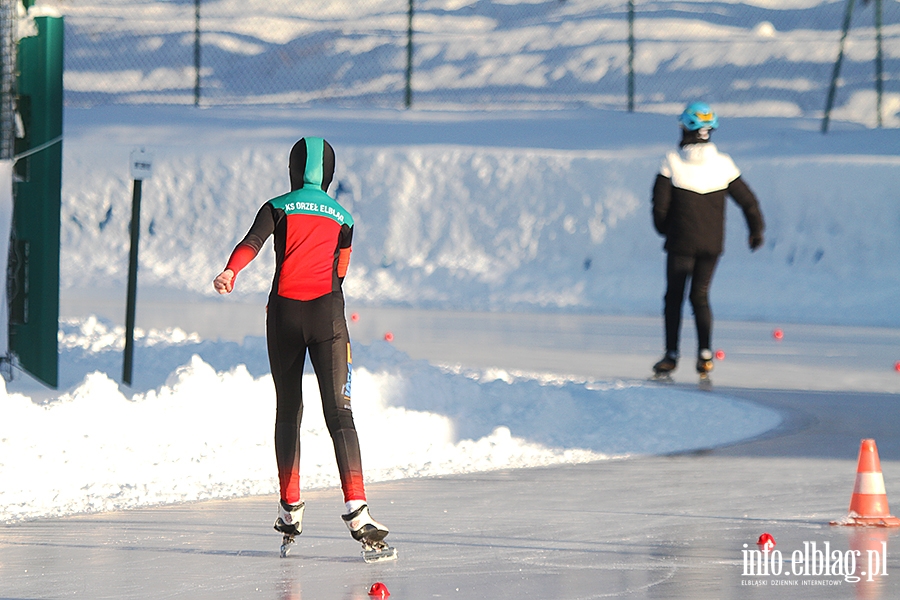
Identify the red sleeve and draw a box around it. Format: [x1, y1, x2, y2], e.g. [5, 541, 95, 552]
[336, 223, 353, 278]
[225, 244, 259, 275]
[337, 247, 351, 278]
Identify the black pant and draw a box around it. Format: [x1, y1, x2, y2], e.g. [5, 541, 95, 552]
[266, 291, 365, 505]
[663, 253, 719, 357]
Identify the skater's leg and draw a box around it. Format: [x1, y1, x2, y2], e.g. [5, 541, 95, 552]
[305, 293, 389, 549]
[664, 254, 693, 355]
[688, 254, 720, 353]
[267, 296, 308, 506]
[305, 293, 367, 505]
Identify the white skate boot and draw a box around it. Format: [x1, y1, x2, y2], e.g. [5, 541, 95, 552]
[696, 349, 714, 389]
[275, 500, 305, 557]
[342, 504, 397, 563]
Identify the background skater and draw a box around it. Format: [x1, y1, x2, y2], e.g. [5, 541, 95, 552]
[651, 102, 765, 383]
[213, 137, 394, 561]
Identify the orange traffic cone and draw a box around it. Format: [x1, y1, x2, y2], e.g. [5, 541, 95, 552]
[832, 439, 900, 527]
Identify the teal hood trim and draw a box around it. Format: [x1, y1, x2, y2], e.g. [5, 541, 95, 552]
[289, 137, 335, 192]
[303, 137, 325, 188]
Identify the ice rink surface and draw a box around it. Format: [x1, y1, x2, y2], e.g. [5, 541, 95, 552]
[3, 304, 900, 599]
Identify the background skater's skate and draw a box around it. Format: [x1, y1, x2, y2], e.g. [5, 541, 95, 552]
[274, 500, 304, 558]
[697, 350, 714, 390]
[343, 504, 397, 563]
[650, 352, 678, 382]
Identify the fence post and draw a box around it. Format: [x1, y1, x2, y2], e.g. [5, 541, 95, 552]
[194, 0, 200, 106]
[405, 0, 413, 108]
[627, 0, 635, 112]
[822, 0, 856, 133]
[0, 0, 15, 160]
[874, 0, 883, 127]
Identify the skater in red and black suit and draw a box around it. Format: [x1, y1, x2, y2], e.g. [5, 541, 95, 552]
[213, 137, 389, 553]
[651, 102, 765, 380]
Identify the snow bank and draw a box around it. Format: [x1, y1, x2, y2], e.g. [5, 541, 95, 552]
[0, 318, 781, 523]
[61, 113, 900, 326]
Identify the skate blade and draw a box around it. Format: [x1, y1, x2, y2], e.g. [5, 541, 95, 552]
[698, 374, 712, 390]
[649, 373, 673, 383]
[280, 535, 295, 558]
[362, 545, 398, 563]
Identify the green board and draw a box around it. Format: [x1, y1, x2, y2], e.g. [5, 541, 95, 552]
[10, 15, 63, 388]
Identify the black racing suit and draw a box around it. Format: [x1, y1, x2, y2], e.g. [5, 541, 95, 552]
[225, 137, 365, 506]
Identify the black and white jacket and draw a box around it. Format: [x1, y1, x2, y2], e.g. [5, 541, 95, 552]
[652, 142, 764, 256]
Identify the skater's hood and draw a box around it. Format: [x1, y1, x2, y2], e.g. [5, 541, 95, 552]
[680, 127, 712, 147]
[289, 137, 335, 192]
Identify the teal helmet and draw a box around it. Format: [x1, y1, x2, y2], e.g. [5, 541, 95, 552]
[679, 101, 718, 131]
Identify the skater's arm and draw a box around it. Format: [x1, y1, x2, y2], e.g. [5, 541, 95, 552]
[337, 224, 353, 279]
[651, 174, 672, 235]
[727, 177, 765, 250]
[214, 203, 276, 293]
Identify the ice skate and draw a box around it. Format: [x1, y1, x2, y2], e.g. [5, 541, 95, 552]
[651, 351, 678, 382]
[696, 349, 714, 389]
[342, 504, 397, 563]
[274, 500, 305, 557]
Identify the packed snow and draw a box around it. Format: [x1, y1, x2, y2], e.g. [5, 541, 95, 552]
[0, 316, 781, 522]
[2, 0, 898, 524]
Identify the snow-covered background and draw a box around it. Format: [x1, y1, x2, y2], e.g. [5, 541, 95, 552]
[2, 0, 898, 524]
[60, 0, 900, 123]
[62, 107, 900, 325]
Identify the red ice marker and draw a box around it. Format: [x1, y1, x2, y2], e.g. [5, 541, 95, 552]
[715, 349, 725, 361]
[351, 312, 360, 322]
[368, 582, 390, 598]
[757, 533, 776, 551]
[384, 332, 394, 342]
[894, 361, 900, 372]
[773, 328, 784, 340]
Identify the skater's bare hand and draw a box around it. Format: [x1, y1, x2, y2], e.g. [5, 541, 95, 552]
[213, 269, 235, 294]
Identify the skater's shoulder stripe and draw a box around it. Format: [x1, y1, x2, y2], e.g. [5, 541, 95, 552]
[268, 189, 353, 227]
[659, 144, 740, 195]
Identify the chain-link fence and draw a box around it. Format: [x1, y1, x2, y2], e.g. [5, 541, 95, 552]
[53, 0, 900, 126]
[1, 0, 16, 159]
